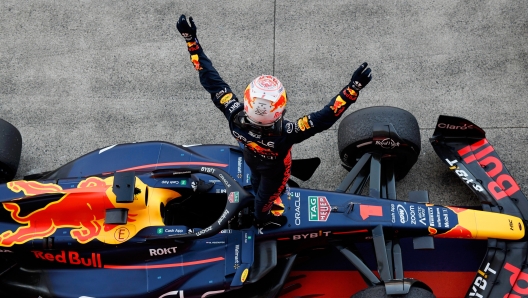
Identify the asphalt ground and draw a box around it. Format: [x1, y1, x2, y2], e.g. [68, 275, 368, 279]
[1, 1, 527, 206]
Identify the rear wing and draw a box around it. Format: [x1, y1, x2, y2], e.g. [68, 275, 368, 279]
[430, 115, 528, 298]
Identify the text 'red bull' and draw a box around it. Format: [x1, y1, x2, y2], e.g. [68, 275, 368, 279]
[457, 139, 520, 200]
[32, 250, 102, 268]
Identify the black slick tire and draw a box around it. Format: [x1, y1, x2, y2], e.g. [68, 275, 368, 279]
[0, 119, 22, 183]
[337, 106, 421, 181]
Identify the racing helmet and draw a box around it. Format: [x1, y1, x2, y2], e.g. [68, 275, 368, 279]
[243, 75, 287, 126]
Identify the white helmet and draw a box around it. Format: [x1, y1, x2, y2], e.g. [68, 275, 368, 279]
[243, 75, 287, 126]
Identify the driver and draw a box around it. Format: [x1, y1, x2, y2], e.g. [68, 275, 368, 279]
[176, 15, 372, 228]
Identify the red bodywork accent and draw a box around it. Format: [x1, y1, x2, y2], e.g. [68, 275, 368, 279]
[104, 257, 225, 269]
[359, 205, 383, 220]
[1, 177, 116, 246]
[457, 139, 521, 200]
[280, 270, 474, 298]
[118, 161, 228, 172]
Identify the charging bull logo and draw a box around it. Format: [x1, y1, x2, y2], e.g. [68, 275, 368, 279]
[270, 93, 287, 113]
[0, 176, 180, 247]
[190, 54, 202, 71]
[186, 40, 200, 52]
[244, 85, 255, 109]
[246, 142, 278, 158]
[270, 197, 284, 216]
[7, 180, 63, 195]
[330, 95, 347, 116]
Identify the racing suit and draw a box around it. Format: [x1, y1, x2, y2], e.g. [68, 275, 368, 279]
[185, 41, 360, 222]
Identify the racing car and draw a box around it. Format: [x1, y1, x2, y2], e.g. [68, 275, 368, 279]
[0, 106, 526, 298]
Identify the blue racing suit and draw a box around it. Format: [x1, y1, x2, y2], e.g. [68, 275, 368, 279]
[185, 41, 360, 221]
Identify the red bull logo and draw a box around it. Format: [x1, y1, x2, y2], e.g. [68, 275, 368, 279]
[456, 139, 521, 200]
[186, 41, 200, 52]
[244, 85, 254, 108]
[246, 142, 278, 157]
[7, 180, 63, 196]
[502, 262, 528, 298]
[271, 197, 284, 216]
[330, 96, 347, 116]
[0, 177, 181, 247]
[32, 250, 103, 268]
[342, 87, 358, 101]
[270, 92, 287, 112]
[190, 54, 202, 71]
[1, 178, 116, 247]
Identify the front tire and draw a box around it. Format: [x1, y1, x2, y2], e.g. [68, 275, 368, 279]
[337, 106, 421, 181]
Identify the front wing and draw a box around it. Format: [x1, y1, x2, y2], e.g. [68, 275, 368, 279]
[431, 115, 528, 298]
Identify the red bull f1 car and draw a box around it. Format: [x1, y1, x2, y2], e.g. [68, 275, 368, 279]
[0, 106, 527, 298]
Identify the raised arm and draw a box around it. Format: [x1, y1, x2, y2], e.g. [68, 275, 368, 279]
[176, 15, 242, 120]
[288, 62, 373, 143]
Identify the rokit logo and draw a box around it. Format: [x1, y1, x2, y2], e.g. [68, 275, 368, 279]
[149, 246, 177, 257]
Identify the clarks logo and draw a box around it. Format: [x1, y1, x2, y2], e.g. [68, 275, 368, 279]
[32, 250, 102, 267]
[437, 123, 474, 130]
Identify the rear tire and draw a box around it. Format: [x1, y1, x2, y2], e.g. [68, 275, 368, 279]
[0, 119, 22, 182]
[352, 285, 435, 298]
[338, 106, 420, 180]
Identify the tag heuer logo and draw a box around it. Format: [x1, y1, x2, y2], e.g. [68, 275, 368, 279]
[308, 196, 330, 222]
[228, 191, 239, 203]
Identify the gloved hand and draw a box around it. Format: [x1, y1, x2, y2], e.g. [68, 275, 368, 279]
[176, 14, 197, 42]
[349, 62, 372, 92]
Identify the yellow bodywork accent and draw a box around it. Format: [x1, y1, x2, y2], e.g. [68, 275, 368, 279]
[457, 209, 524, 240]
[99, 178, 181, 244]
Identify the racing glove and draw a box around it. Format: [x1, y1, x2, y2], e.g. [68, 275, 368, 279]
[340, 62, 372, 102]
[176, 14, 200, 54]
